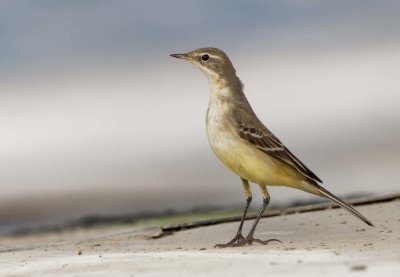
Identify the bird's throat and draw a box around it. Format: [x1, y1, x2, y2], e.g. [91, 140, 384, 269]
[208, 74, 243, 99]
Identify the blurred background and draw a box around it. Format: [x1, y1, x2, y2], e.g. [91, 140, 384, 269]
[0, 1, 399, 230]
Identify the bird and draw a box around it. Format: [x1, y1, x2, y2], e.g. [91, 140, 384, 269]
[170, 47, 373, 247]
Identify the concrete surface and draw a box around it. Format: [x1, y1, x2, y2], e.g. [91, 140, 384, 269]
[1, 200, 399, 276]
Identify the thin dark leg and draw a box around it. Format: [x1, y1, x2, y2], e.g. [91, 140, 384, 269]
[236, 195, 282, 246]
[235, 196, 252, 236]
[247, 197, 268, 239]
[215, 196, 252, 248]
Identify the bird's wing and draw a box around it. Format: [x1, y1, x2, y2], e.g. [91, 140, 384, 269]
[234, 112, 322, 183]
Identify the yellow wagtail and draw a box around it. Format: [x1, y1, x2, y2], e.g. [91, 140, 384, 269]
[170, 47, 373, 247]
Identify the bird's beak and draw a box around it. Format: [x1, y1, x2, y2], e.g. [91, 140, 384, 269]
[170, 53, 188, 60]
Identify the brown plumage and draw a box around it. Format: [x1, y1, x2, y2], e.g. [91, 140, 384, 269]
[171, 47, 373, 247]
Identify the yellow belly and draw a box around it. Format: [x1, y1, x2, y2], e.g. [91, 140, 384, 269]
[210, 136, 304, 188]
[206, 98, 306, 189]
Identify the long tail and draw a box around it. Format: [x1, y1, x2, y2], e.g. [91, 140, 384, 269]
[313, 183, 374, 227]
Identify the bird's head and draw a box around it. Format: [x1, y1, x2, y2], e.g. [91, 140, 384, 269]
[170, 47, 236, 81]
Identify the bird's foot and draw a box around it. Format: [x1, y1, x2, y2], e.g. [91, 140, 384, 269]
[215, 233, 282, 248]
[235, 236, 282, 247]
[214, 233, 245, 248]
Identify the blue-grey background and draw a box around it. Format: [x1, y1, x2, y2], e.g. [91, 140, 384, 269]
[1, 1, 399, 224]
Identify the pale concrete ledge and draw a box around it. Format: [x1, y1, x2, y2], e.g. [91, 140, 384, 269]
[1, 194, 399, 276]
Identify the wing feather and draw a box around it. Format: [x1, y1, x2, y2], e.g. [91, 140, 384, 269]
[237, 121, 323, 183]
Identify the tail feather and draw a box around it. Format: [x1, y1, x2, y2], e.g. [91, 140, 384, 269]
[313, 184, 374, 227]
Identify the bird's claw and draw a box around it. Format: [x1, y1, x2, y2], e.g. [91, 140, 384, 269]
[214, 233, 245, 248]
[215, 235, 282, 248]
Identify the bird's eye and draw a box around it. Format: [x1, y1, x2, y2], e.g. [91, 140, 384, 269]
[201, 54, 210, 61]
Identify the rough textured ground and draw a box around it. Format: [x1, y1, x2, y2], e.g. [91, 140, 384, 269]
[1, 200, 399, 276]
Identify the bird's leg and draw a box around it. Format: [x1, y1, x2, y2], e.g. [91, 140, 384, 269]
[215, 179, 252, 248]
[214, 196, 251, 248]
[236, 184, 282, 246]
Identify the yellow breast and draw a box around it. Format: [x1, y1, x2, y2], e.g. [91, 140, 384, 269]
[206, 101, 302, 188]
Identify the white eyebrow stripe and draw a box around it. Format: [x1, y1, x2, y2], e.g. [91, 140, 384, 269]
[202, 53, 223, 60]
